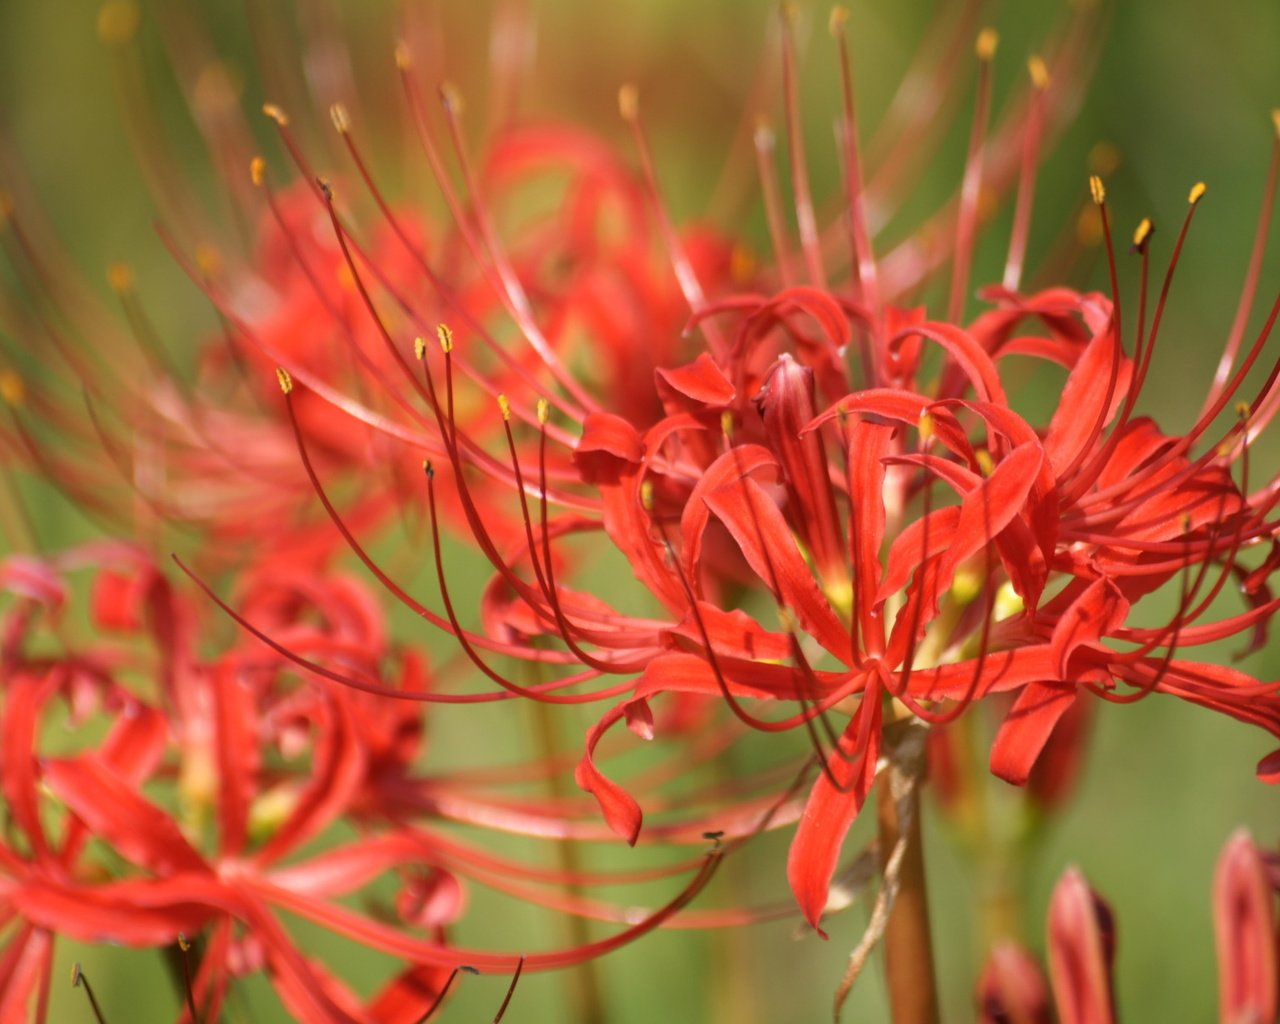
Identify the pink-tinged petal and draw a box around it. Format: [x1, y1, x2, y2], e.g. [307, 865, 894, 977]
[1043, 326, 1132, 477]
[572, 412, 644, 485]
[977, 941, 1053, 1024]
[624, 698, 655, 741]
[990, 682, 1077, 787]
[41, 756, 208, 876]
[787, 688, 882, 935]
[1214, 830, 1278, 1023]
[655, 353, 735, 407]
[574, 703, 642, 845]
[0, 555, 67, 610]
[703, 479, 850, 660]
[1046, 868, 1116, 1024]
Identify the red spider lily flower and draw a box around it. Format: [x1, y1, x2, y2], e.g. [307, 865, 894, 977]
[189, 5, 1280, 942]
[0, 547, 728, 1022]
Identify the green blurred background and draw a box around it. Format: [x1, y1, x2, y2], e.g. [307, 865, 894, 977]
[1, 0, 1278, 1020]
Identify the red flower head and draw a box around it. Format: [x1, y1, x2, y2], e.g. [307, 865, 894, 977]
[191, 5, 1280, 942]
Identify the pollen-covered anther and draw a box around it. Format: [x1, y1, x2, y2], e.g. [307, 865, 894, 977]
[975, 27, 999, 61]
[618, 84, 639, 123]
[106, 262, 135, 295]
[413, 336, 426, 361]
[1189, 181, 1208, 205]
[394, 40, 412, 70]
[1132, 217, 1154, 252]
[423, 460, 435, 479]
[720, 410, 735, 439]
[536, 398, 550, 425]
[261, 103, 289, 126]
[975, 448, 995, 477]
[249, 156, 265, 187]
[828, 5, 849, 36]
[497, 394, 511, 421]
[639, 478, 655, 512]
[1088, 174, 1106, 206]
[329, 102, 351, 135]
[1028, 55, 1050, 90]
[1236, 401, 1252, 420]
[436, 322, 454, 353]
[275, 367, 293, 395]
[1271, 108, 1280, 139]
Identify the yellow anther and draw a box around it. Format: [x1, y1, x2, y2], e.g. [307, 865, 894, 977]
[1027, 55, 1050, 90]
[1272, 108, 1280, 140]
[975, 28, 998, 61]
[394, 41, 412, 70]
[828, 5, 849, 36]
[177, 934, 191, 952]
[97, 1, 139, 44]
[780, 2, 798, 27]
[975, 448, 995, 477]
[730, 244, 755, 285]
[618, 84, 639, 123]
[436, 322, 454, 353]
[918, 411, 936, 442]
[1088, 174, 1106, 206]
[71, 963, 84, 986]
[1188, 181, 1208, 205]
[536, 398, 550, 425]
[720, 410, 735, 439]
[639, 478, 655, 511]
[1132, 217, 1154, 249]
[329, 103, 351, 135]
[497, 393, 511, 421]
[423, 460, 435, 479]
[261, 103, 289, 126]
[250, 156, 266, 187]
[106, 262, 134, 295]
[1236, 401, 1252, 419]
[0, 371, 26, 408]
[413, 336, 426, 360]
[275, 367, 293, 395]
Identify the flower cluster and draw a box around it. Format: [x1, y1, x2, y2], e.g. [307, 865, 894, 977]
[1, 0, 1278, 1019]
